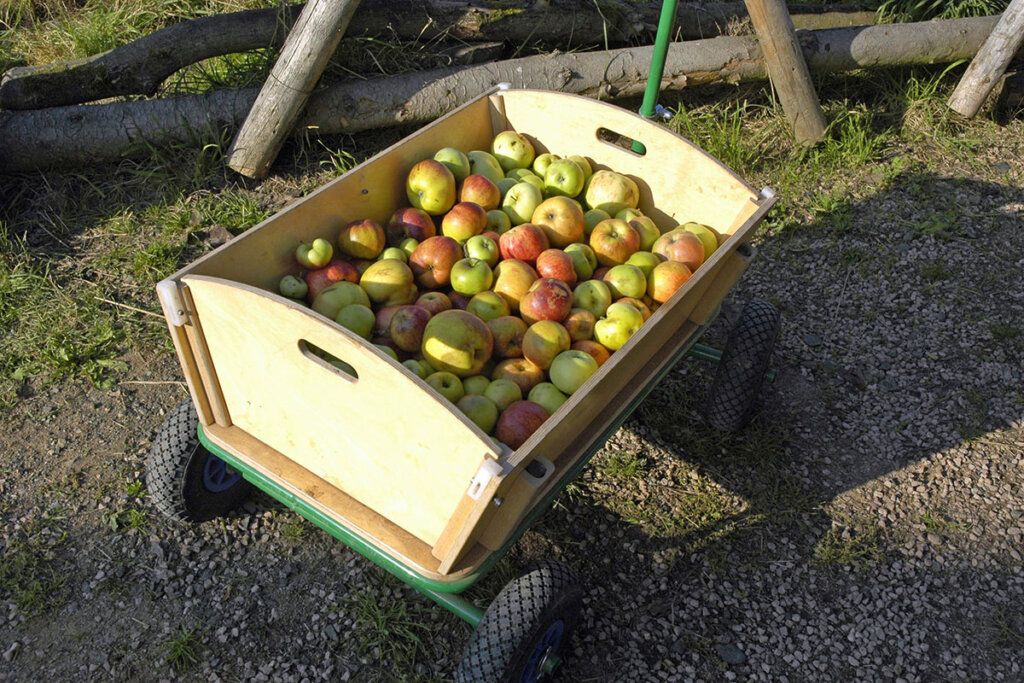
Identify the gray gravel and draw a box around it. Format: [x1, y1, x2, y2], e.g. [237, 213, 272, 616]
[2, 124, 1023, 682]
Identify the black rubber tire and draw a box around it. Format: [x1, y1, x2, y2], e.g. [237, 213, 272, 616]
[145, 399, 251, 522]
[456, 561, 583, 683]
[705, 300, 781, 432]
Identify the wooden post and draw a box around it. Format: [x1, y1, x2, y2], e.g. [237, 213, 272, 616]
[744, 0, 827, 145]
[948, 0, 1024, 118]
[227, 0, 361, 179]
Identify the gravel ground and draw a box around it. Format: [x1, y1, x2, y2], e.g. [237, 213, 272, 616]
[2, 115, 1023, 682]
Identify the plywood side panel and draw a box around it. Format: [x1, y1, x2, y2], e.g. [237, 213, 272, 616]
[497, 90, 758, 234]
[183, 275, 499, 546]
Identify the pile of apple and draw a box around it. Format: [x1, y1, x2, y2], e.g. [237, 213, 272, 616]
[278, 131, 721, 451]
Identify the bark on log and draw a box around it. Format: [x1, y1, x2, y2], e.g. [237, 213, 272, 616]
[0, 16, 1012, 174]
[0, 0, 877, 111]
[947, 0, 1024, 117]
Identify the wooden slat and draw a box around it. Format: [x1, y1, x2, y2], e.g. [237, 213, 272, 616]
[948, 0, 1024, 118]
[744, 0, 827, 145]
[183, 274, 498, 546]
[180, 285, 232, 427]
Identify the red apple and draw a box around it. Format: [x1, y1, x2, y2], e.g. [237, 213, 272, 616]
[338, 219, 386, 260]
[492, 258, 538, 313]
[589, 218, 641, 267]
[305, 259, 360, 301]
[374, 305, 406, 337]
[415, 291, 452, 316]
[491, 358, 545, 395]
[498, 223, 549, 264]
[441, 201, 488, 243]
[387, 207, 436, 245]
[409, 235, 463, 289]
[459, 174, 502, 211]
[406, 159, 457, 215]
[647, 260, 693, 303]
[519, 278, 573, 325]
[495, 400, 550, 450]
[421, 310, 494, 377]
[563, 307, 597, 342]
[652, 229, 705, 271]
[535, 249, 577, 286]
[522, 320, 572, 370]
[389, 305, 432, 352]
[531, 196, 585, 248]
[487, 315, 529, 358]
[572, 339, 611, 366]
[449, 291, 472, 310]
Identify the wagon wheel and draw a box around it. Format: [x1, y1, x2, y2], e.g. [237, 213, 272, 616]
[705, 299, 781, 432]
[145, 399, 251, 522]
[456, 560, 583, 683]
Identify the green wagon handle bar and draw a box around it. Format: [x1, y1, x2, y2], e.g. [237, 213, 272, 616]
[633, 0, 680, 154]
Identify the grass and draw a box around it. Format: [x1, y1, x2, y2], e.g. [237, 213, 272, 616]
[0, 513, 70, 615]
[163, 624, 203, 673]
[813, 525, 883, 568]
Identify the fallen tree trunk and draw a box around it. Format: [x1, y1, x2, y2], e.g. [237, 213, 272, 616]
[0, 16, 1010, 174]
[0, 0, 878, 110]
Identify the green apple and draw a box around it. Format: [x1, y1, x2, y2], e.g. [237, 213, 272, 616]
[518, 174, 544, 193]
[457, 394, 500, 433]
[279, 274, 308, 299]
[375, 344, 399, 361]
[464, 234, 500, 266]
[628, 216, 661, 251]
[681, 222, 721, 259]
[572, 279, 612, 319]
[450, 258, 494, 296]
[467, 150, 505, 184]
[548, 349, 599, 395]
[564, 243, 597, 280]
[335, 304, 375, 339]
[528, 382, 567, 415]
[502, 181, 544, 226]
[496, 177, 519, 199]
[403, 358, 429, 379]
[583, 208, 611, 237]
[434, 147, 471, 182]
[615, 208, 644, 222]
[399, 237, 419, 259]
[625, 250, 663, 278]
[532, 152, 560, 177]
[312, 281, 371, 319]
[483, 378, 522, 411]
[542, 159, 585, 198]
[360, 259, 418, 306]
[506, 167, 539, 182]
[486, 209, 512, 234]
[594, 301, 644, 351]
[295, 237, 333, 269]
[467, 290, 510, 321]
[406, 159, 457, 215]
[422, 309, 494, 377]
[426, 371, 465, 404]
[603, 264, 647, 299]
[491, 130, 535, 171]
[463, 375, 491, 396]
[566, 155, 593, 184]
[378, 246, 408, 262]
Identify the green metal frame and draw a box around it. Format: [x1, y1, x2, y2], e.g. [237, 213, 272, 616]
[197, 312, 720, 626]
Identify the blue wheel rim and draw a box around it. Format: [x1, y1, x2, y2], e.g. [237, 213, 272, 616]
[521, 620, 564, 682]
[203, 453, 243, 493]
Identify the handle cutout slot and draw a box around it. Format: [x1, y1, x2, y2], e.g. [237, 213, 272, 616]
[299, 339, 359, 383]
[597, 127, 647, 156]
